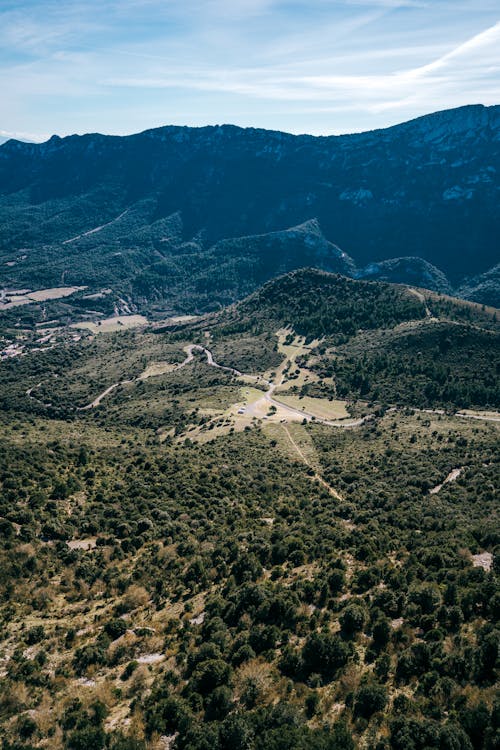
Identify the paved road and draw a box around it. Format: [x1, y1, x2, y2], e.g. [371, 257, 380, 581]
[244, 350, 370, 428]
[77, 343, 241, 410]
[184, 345, 242, 376]
[76, 341, 365, 426]
[36, 341, 500, 427]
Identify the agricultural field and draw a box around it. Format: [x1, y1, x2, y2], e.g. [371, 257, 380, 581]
[71, 315, 149, 334]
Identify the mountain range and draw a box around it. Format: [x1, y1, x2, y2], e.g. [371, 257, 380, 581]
[0, 104, 499, 311]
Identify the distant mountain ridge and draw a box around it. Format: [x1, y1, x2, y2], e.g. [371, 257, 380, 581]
[0, 104, 499, 311]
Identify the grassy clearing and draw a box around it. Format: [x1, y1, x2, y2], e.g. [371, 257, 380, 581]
[71, 315, 149, 334]
[137, 361, 179, 380]
[273, 393, 350, 420]
[278, 368, 321, 390]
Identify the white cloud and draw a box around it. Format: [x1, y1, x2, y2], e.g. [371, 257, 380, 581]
[408, 20, 500, 77]
[345, 0, 428, 6]
[101, 19, 500, 115]
[0, 0, 498, 136]
[0, 128, 48, 142]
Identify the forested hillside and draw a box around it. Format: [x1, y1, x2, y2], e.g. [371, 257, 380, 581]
[0, 270, 498, 749]
[1, 105, 499, 312]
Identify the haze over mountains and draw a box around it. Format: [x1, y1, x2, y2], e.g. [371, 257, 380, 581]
[0, 104, 499, 311]
[0, 135, 34, 146]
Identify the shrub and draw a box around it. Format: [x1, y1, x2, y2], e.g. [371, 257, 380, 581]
[301, 632, 350, 681]
[105, 618, 128, 640]
[339, 603, 367, 636]
[204, 685, 233, 720]
[25, 626, 45, 645]
[190, 659, 232, 695]
[65, 727, 106, 750]
[354, 683, 388, 719]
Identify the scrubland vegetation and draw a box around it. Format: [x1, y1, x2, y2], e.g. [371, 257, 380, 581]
[0, 271, 497, 749]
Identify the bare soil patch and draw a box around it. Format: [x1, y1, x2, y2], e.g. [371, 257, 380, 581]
[472, 552, 493, 571]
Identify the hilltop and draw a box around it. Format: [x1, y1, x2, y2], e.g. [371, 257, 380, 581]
[3, 270, 498, 422]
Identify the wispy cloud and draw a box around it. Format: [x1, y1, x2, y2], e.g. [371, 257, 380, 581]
[0, 128, 48, 142]
[408, 20, 500, 76]
[0, 0, 498, 137]
[104, 20, 500, 110]
[345, 0, 429, 7]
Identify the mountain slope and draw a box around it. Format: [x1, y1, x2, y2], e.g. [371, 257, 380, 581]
[0, 105, 499, 310]
[214, 268, 426, 338]
[457, 262, 500, 307]
[356, 257, 452, 294]
[202, 269, 500, 411]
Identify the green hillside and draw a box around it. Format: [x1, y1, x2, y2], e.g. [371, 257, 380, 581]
[0, 271, 498, 750]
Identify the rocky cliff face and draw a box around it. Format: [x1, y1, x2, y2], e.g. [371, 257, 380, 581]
[0, 105, 498, 309]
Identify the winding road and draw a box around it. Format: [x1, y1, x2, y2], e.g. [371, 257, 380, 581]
[243, 356, 369, 428]
[184, 345, 242, 377]
[27, 342, 500, 428]
[74, 343, 366, 427]
[77, 344, 242, 411]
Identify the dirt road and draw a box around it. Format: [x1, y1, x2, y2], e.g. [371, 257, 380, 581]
[282, 425, 343, 500]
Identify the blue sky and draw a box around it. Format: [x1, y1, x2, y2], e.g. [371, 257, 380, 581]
[0, 0, 499, 141]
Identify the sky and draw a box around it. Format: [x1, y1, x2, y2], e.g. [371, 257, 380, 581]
[0, 0, 499, 142]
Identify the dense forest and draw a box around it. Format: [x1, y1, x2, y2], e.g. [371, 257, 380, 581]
[310, 324, 500, 410]
[216, 270, 427, 340]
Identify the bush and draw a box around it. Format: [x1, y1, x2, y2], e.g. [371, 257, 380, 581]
[145, 693, 192, 736]
[105, 618, 128, 640]
[65, 726, 106, 750]
[372, 617, 391, 649]
[390, 717, 473, 750]
[219, 713, 253, 750]
[72, 644, 106, 675]
[108, 734, 147, 750]
[25, 626, 45, 646]
[354, 683, 388, 719]
[305, 691, 320, 718]
[15, 715, 37, 740]
[339, 603, 367, 636]
[301, 632, 350, 681]
[204, 685, 233, 720]
[190, 659, 232, 695]
[121, 660, 139, 681]
[328, 569, 346, 596]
